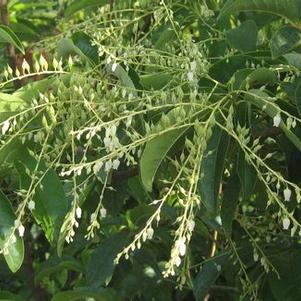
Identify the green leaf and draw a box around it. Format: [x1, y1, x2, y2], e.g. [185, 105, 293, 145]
[269, 249, 301, 301]
[65, 0, 110, 17]
[140, 73, 172, 90]
[14, 149, 69, 246]
[35, 255, 83, 283]
[0, 291, 24, 301]
[271, 26, 301, 59]
[71, 31, 99, 65]
[86, 232, 128, 287]
[198, 126, 229, 214]
[51, 288, 118, 301]
[237, 151, 257, 199]
[284, 52, 301, 69]
[295, 82, 301, 117]
[140, 108, 190, 191]
[245, 89, 301, 152]
[225, 20, 258, 52]
[242, 68, 277, 89]
[0, 25, 24, 54]
[57, 32, 99, 66]
[219, 0, 301, 25]
[110, 64, 136, 94]
[193, 254, 227, 301]
[0, 92, 27, 122]
[221, 174, 241, 235]
[0, 190, 24, 273]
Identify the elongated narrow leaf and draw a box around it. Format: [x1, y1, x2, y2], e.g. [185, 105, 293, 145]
[193, 254, 227, 300]
[58, 32, 99, 66]
[271, 26, 301, 59]
[14, 149, 69, 246]
[0, 25, 24, 54]
[219, 0, 301, 25]
[51, 288, 118, 301]
[65, 0, 110, 17]
[269, 250, 301, 301]
[140, 108, 190, 191]
[111, 64, 136, 94]
[284, 52, 301, 69]
[35, 255, 83, 283]
[0, 190, 24, 273]
[225, 20, 258, 52]
[242, 68, 277, 89]
[86, 232, 128, 287]
[140, 73, 172, 90]
[0, 291, 24, 301]
[246, 89, 301, 152]
[71, 31, 99, 65]
[221, 174, 241, 235]
[0, 92, 27, 122]
[198, 126, 230, 214]
[237, 151, 257, 199]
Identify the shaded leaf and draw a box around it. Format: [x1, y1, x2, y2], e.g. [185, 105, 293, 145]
[193, 254, 227, 301]
[0, 190, 24, 273]
[269, 249, 301, 301]
[58, 32, 99, 66]
[237, 151, 257, 199]
[219, 0, 301, 25]
[0, 25, 24, 54]
[284, 52, 301, 69]
[221, 174, 241, 235]
[86, 232, 128, 287]
[225, 20, 258, 52]
[140, 108, 190, 191]
[198, 126, 229, 214]
[245, 89, 301, 152]
[14, 149, 69, 246]
[71, 31, 99, 65]
[51, 288, 118, 301]
[65, 0, 110, 17]
[271, 26, 301, 59]
[35, 255, 83, 283]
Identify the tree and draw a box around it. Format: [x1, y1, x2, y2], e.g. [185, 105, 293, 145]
[0, 0, 301, 300]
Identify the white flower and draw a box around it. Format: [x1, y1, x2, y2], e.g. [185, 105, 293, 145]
[190, 61, 197, 71]
[18, 224, 25, 237]
[187, 71, 194, 82]
[178, 242, 186, 257]
[100, 208, 107, 219]
[215, 215, 222, 226]
[11, 234, 16, 244]
[2, 119, 10, 135]
[93, 161, 103, 175]
[105, 160, 112, 172]
[273, 113, 281, 127]
[22, 59, 30, 73]
[146, 227, 154, 240]
[76, 207, 82, 219]
[112, 159, 120, 170]
[253, 252, 259, 262]
[282, 217, 290, 230]
[284, 187, 292, 201]
[175, 256, 181, 267]
[188, 220, 195, 232]
[90, 212, 96, 222]
[112, 62, 118, 72]
[28, 200, 35, 211]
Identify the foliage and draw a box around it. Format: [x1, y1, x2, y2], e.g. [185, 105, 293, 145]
[1, 0, 301, 300]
